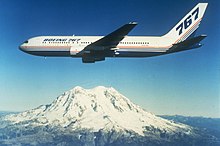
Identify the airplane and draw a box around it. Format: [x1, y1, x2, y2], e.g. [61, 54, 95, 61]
[19, 3, 208, 63]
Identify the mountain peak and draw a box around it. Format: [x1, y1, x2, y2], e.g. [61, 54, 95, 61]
[5, 86, 192, 136]
[73, 86, 84, 90]
[72, 86, 115, 92]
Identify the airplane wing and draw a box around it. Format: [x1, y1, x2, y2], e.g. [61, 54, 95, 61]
[78, 22, 137, 63]
[167, 35, 207, 53]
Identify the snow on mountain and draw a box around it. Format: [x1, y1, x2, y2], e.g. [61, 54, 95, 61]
[4, 86, 192, 136]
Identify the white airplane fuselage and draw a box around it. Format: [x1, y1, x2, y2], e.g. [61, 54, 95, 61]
[19, 3, 208, 63]
[20, 35, 175, 57]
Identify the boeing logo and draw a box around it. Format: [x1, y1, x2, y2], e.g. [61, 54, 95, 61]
[43, 38, 81, 42]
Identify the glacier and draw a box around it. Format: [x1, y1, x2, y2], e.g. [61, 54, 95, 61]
[0, 86, 217, 146]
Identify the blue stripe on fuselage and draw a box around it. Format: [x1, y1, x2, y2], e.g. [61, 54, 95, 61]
[114, 51, 165, 57]
[21, 49, 166, 58]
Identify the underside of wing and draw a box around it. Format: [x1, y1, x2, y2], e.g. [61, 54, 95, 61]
[79, 22, 137, 63]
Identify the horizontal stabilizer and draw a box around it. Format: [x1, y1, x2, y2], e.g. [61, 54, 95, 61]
[168, 35, 207, 53]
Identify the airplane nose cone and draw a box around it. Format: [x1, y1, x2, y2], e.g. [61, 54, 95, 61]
[19, 44, 27, 52]
[19, 45, 23, 50]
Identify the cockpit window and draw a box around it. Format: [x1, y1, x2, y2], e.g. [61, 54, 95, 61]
[23, 40, 28, 43]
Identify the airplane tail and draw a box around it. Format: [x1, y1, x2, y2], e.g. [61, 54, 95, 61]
[164, 3, 208, 44]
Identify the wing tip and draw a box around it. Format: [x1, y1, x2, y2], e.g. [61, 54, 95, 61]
[201, 34, 207, 38]
[129, 21, 138, 25]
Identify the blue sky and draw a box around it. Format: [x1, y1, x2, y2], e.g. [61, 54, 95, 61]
[0, 0, 219, 117]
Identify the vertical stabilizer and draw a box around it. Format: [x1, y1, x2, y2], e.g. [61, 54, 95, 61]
[164, 3, 208, 43]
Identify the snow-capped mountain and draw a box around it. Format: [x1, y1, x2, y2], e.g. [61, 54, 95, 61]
[5, 86, 191, 136]
[2, 86, 216, 146]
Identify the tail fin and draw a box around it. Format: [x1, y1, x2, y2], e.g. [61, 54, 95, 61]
[164, 3, 208, 43]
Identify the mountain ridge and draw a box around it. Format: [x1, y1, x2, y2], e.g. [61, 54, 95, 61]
[4, 86, 192, 136]
[1, 86, 217, 146]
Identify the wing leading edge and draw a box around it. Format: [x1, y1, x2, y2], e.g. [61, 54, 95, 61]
[79, 22, 137, 63]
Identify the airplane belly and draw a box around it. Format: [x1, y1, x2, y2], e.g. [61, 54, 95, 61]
[115, 51, 165, 57]
[114, 48, 167, 57]
[118, 48, 167, 52]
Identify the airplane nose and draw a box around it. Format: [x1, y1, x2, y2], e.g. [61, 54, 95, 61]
[19, 44, 26, 52]
[19, 45, 23, 50]
[19, 45, 24, 51]
[19, 40, 29, 53]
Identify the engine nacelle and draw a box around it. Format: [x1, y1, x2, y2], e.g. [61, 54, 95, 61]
[82, 57, 95, 63]
[82, 53, 105, 63]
